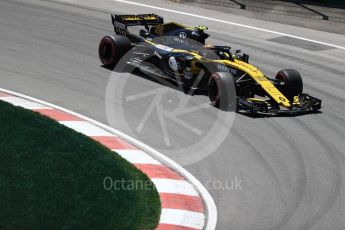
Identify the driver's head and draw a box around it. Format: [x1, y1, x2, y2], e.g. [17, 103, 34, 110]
[190, 26, 209, 44]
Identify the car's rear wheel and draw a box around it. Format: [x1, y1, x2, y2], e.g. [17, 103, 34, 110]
[208, 72, 235, 111]
[98, 35, 131, 68]
[275, 69, 303, 102]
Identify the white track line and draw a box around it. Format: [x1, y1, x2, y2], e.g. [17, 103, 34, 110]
[113, 0, 345, 51]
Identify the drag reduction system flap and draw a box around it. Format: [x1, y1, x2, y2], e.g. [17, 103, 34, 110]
[111, 14, 164, 27]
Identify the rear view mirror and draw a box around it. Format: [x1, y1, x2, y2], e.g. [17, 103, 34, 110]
[140, 29, 149, 38]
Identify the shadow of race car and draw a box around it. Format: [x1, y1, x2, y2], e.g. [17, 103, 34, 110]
[99, 13, 321, 115]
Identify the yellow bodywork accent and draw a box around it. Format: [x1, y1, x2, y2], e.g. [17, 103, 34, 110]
[144, 40, 202, 60]
[172, 49, 203, 59]
[212, 60, 291, 108]
[145, 40, 156, 46]
[247, 98, 267, 103]
[293, 96, 300, 106]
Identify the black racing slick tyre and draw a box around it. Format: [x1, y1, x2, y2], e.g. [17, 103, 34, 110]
[275, 69, 303, 101]
[98, 35, 131, 68]
[208, 72, 236, 111]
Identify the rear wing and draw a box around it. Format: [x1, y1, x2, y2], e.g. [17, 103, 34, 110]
[111, 14, 164, 35]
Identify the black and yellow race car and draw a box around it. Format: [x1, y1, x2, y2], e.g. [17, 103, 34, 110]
[98, 13, 321, 115]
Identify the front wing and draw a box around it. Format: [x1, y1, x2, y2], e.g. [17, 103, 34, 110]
[237, 94, 322, 115]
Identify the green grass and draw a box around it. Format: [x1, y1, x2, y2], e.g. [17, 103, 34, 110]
[0, 100, 161, 230]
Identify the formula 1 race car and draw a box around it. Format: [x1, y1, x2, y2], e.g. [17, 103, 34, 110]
[98, 14, 322, 115]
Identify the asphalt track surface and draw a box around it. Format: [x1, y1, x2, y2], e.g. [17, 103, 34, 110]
[1, 0, 345, 229]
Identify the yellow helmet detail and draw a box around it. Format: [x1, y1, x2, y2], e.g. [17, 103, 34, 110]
[196, 25, 208, 31]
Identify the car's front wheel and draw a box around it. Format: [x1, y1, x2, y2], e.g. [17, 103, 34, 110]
[208, 72, 235, 111]
[275, 69, 303, 102]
